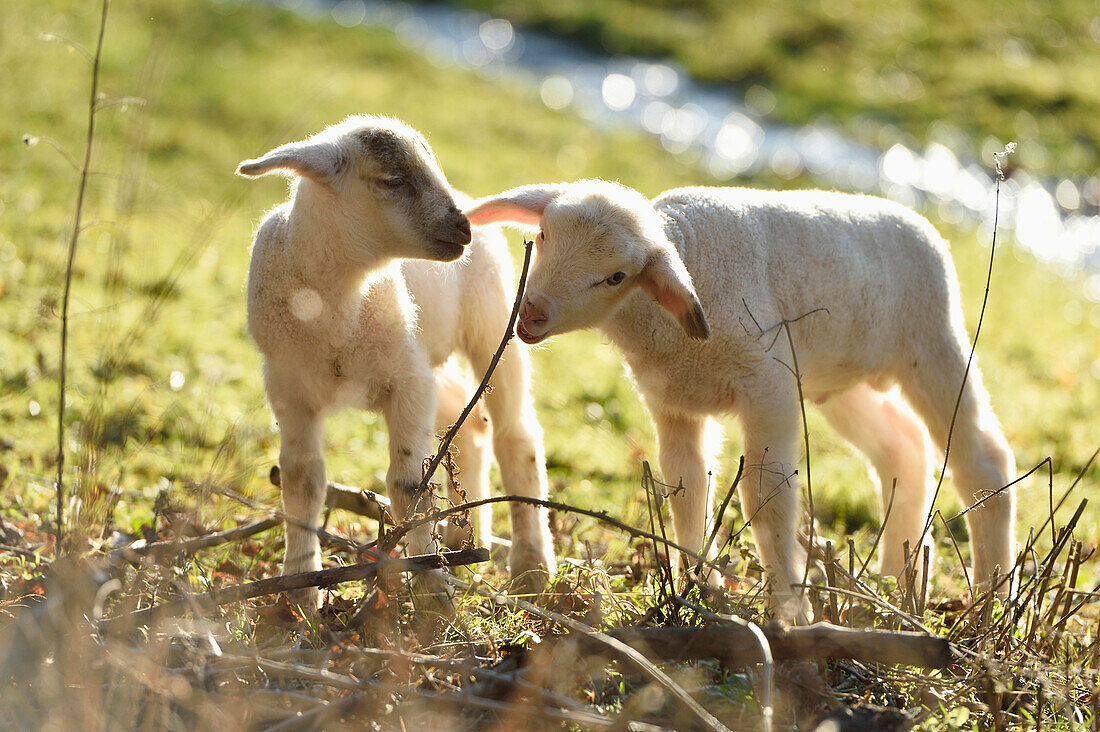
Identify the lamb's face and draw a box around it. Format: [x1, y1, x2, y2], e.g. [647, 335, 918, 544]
[337, 121, 471, 262]
[465, 180, 710, 344]
[517, 195, 651, 344]
[237, 115, 471, 263]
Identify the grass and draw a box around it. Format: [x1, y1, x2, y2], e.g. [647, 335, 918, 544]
[1, 0, 1098, 728]
[445, 0, 1100, 179]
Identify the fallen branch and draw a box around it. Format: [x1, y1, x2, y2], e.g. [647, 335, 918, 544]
[263, 681, 614, 731]
[272, 467, 514, 552]
[100, 548, 488, 631]
[0, 544, 46, 561]
[445, 575, 731, 732]
[108, 517, 280, 564]
[574, 621, 951, 670]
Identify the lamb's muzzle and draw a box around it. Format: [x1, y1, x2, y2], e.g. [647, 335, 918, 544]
[517, 300, 550, 344]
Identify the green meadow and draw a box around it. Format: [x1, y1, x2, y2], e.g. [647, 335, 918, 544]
[1, 0, 1097, 573]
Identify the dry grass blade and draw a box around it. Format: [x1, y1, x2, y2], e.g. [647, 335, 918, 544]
[694, 456, 745, 579]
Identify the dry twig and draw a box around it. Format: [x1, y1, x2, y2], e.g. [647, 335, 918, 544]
[101, 548, 488, 630]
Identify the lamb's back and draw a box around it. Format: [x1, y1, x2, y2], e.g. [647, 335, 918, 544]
[657, 187, 951, 330]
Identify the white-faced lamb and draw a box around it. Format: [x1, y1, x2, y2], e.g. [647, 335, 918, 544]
[466, 180, 1016, 619]
[237, 116, 556, 608]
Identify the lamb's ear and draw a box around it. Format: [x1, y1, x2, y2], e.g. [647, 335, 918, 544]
[236, 140, 345, 182]
[639, 243, 710, 340]
[465, 184, 565, 225]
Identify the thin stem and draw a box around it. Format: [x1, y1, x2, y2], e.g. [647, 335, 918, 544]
[782, 320, 816, 598]
[917, 144, 1014, 560]
[55, 0, 111, 556]
[413, 240, 533, 496]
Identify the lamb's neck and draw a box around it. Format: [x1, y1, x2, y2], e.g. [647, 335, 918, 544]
[600, 289, 674, 362]
[286, 181, 391, 306]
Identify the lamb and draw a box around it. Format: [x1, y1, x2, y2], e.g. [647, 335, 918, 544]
[466, 180, 1017, 619]
[237, 116, 556, 609]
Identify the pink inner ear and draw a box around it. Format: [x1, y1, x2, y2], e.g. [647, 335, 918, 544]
[466, 184, 562, 225]
[466, 202, 543, 226]
[642, 279, 690, 315]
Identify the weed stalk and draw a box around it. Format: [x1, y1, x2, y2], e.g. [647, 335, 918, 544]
[55, 0, 111, 556]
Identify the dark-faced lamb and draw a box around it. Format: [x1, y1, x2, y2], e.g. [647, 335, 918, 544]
[238, 116, 556, 608]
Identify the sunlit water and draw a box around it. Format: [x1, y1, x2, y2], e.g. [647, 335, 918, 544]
[259, 0, 1100, 286]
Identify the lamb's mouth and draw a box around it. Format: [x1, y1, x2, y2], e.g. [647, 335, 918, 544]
[516, 321, 548, 344]
[431, 238, 467, 261]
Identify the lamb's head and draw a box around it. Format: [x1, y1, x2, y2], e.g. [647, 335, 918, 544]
[466, 180, 709, 344]
[237, 115, 471, 262]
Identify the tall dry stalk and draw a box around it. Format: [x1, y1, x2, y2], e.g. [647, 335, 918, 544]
[55, 0, 111, 555]
[916, 142, 1016, 558]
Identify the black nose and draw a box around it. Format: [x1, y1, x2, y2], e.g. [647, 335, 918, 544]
[455, 215, 471, 240]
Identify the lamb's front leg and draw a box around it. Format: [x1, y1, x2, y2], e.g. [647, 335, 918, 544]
[738, 390, 810, 622]
[274, 403, 327, 610]
[653, 410, 718, 580]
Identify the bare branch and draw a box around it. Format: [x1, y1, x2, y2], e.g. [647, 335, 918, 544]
[270, 464, 392, 523]
[576, 621, 953, 670]
[108, 517, 280, 564]
[100, 548, 488, 630]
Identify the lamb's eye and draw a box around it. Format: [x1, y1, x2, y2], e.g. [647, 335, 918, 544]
[381, 177, 406, 189]
[606, 271, 627, 286]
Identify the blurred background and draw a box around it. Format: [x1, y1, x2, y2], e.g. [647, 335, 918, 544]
[2, 0, 1098, 576]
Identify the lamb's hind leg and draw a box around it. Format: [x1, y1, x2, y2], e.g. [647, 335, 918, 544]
[467, 342, 556, 593]
[738, 386, 810, 621]
[898, 331, 1016, 593]
[817, 384, 935, 584]
[434, 366, 492, 550]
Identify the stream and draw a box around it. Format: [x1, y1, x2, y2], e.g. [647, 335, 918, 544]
[262, 0, 1100, 284]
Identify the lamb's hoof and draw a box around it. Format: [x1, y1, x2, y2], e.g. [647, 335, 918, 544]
[509, 567, 551, 597]
[771, 592, 814, 625]
[274, 587, 321, 618]
[682, 561, 723, 589]
[508, 543, 557, 598]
